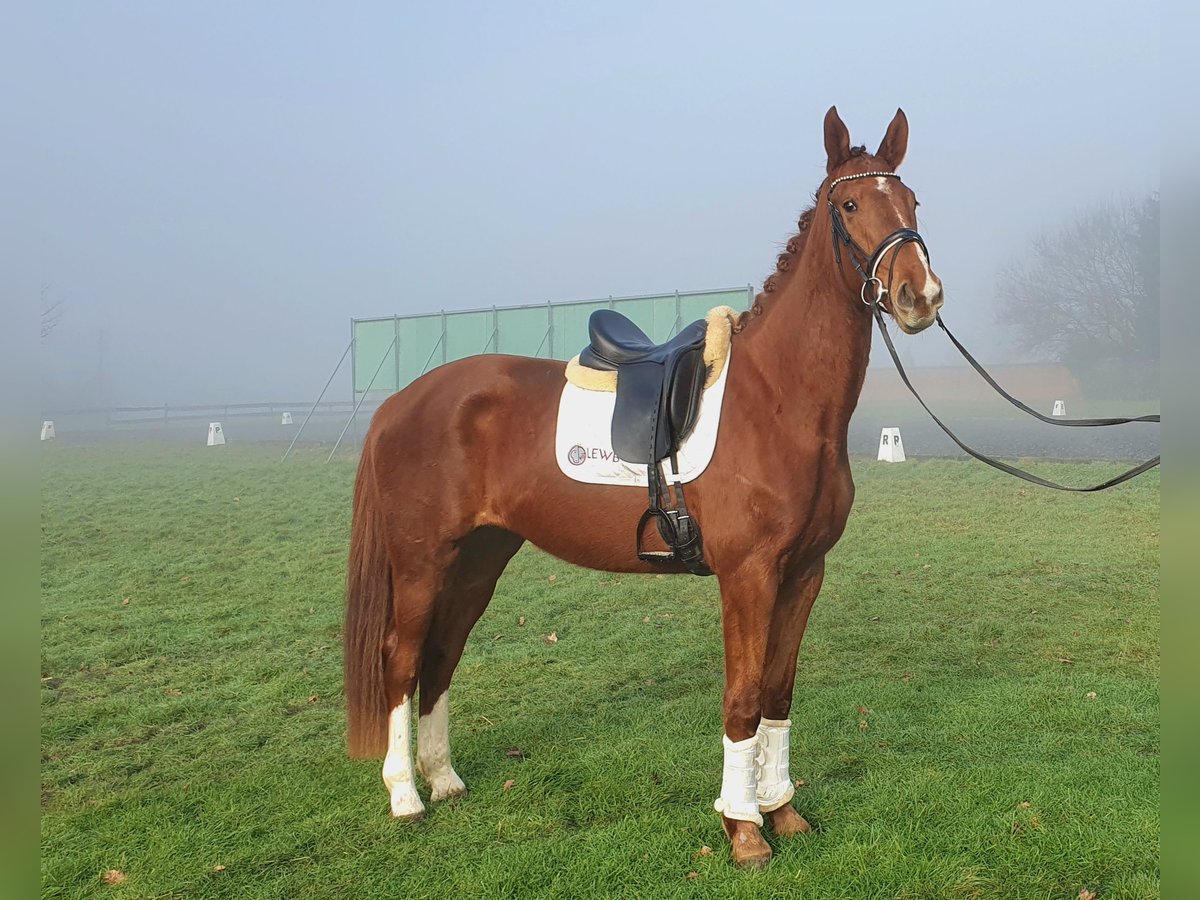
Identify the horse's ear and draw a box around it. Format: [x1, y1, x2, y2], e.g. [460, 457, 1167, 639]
[824, 105, 851, 173]
[876, 108, 908, 170]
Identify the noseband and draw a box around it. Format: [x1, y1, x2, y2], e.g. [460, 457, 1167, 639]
[827, 171, 929, 306]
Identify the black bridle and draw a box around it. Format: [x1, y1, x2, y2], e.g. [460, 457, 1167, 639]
[828, 170, 1160, 492]
[828, 170, 927, 307]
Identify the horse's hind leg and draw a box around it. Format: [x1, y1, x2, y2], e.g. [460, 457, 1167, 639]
[417, 527, 524, 802]
[381, 556, 448, 821]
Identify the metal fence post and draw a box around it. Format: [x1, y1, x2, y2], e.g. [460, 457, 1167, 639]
[350, 318, 359, 451]
[349, 318, 356, 395]
[547, 301, 554, 359]
[393, 315, 401, 393]
[441, 311, 448, 365]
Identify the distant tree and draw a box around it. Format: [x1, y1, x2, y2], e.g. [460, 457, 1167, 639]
[997, 195, 1158, 370]
[41, 282, 65, 342]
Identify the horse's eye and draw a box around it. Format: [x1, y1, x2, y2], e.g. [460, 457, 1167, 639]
[842, 200, 857, 213]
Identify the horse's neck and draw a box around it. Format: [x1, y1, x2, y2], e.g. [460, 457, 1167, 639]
[733, 250, 873, 445]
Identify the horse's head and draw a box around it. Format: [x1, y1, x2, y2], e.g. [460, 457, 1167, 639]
[822, 106, 943, 334]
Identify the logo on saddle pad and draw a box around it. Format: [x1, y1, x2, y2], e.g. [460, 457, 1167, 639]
[567, 444, 621, 466]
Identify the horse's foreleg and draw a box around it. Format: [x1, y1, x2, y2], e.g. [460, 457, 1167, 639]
[758, 558, 825, 837]
[715, 567, 778, 869]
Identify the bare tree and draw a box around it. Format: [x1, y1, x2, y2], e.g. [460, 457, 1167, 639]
[41, 282, 65, 342]
[997, 195, 1158, 369]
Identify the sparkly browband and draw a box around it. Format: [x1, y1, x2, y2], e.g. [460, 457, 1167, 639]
[827, 171, 902, 195]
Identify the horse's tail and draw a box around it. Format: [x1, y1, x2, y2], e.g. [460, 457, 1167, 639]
[344, 442, 392, 758]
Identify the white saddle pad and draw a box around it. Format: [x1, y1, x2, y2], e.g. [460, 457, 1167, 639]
[555, 349, 732, 487]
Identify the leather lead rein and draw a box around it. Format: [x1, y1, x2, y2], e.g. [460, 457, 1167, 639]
[828, 170, 1160, 492]
[872, 306, 1159, 493]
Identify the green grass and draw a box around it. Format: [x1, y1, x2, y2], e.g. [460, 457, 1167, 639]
[41, 443, 1159, 899]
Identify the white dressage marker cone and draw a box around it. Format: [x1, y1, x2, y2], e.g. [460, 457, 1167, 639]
[207, 422, 226, 446]
[281, 411, 293, 425]
[1052, 400, 1066, 417]
[877, 427, 905, 462]
[41, 420, 55, 441]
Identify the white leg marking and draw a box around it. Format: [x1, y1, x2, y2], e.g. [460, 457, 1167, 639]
[755, 717, 795, 813]
[713, 734, 764, 825]
[382, 696, 425, 819]
[416, 691, 466, 802]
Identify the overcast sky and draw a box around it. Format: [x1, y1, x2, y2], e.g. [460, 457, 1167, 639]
[9, 1, 1157, 406]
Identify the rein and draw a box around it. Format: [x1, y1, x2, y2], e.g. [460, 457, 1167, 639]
[828, 170, 1161, 492]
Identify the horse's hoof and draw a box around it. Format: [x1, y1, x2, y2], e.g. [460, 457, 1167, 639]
[389, 784, 427, 820]
[722, 816, 773, 869]
[430, 782, 466, 803]
[420, 763, 465, 806]
[765, 804, 811, 836]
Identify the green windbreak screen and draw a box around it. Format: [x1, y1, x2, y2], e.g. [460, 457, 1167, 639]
[353, 320, 398, 394]
[353, 286, 751, 393]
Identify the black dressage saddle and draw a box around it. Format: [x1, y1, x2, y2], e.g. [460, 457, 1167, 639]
[578, 310, 708, 464]
[575, 309, 714, 576]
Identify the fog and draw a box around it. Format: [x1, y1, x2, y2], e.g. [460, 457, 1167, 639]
[10, 2, 1157, 410]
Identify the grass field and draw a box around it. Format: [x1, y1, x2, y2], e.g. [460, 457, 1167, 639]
[40, 443, 1159, 899]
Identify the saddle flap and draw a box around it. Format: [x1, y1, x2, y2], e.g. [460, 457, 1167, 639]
[610, 346, 706, 464]
[610, 362, 666, 463]
[667, 352, 707, 444]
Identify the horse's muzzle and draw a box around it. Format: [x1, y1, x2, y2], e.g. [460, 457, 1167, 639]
[893, 282, 943, 333]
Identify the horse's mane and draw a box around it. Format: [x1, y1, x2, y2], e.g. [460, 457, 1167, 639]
[737, 145, 867, 330]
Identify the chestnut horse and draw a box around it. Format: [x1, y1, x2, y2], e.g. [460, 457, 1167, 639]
[345, 106, 944, 868]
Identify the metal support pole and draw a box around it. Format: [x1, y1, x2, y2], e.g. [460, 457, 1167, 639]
[547, 301, 554, 359]
[493, 306, 499, 353]
[281, 337, 354, 462]
[441, 310, 448, 365]
[533, 325, 552, 358]
[417, 333, 445, 376]
[327, 335, 398, 463]
[673, 289, 682, 335]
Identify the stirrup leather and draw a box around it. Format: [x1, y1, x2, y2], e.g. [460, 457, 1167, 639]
[636, 450, 713, 577]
